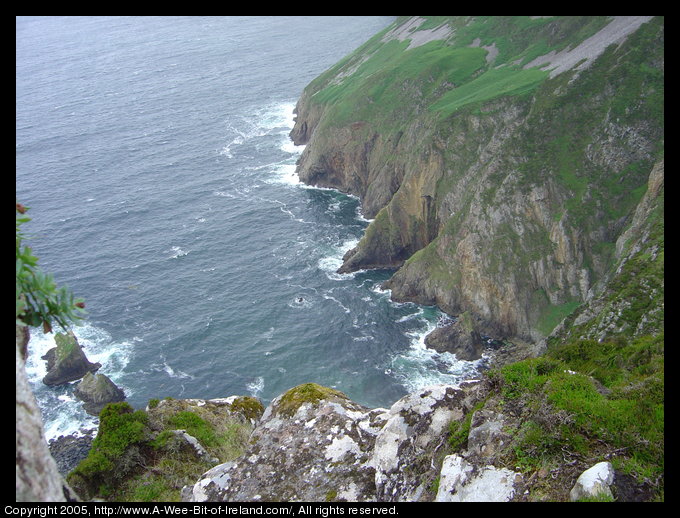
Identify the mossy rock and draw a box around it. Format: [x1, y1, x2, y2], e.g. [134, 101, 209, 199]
[276, 383, 350, 418]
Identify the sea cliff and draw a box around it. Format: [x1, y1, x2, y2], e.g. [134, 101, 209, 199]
[17, 16, 663, 503]
[290, 16, 664, 345]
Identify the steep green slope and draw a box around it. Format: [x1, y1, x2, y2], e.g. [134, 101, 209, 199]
[291, 16, 664, 343]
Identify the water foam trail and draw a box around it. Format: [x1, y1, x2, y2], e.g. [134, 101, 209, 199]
[246, 376, 265, 397]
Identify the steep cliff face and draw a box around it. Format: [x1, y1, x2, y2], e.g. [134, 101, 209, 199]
[291, 16, 664, 342]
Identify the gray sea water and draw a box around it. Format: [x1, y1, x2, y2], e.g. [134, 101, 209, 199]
[16, 16, 485, 440]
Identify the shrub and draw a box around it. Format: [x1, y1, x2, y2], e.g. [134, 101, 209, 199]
[16, 202, 86, 332]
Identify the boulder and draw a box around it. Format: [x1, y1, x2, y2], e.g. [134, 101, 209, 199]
[424, 312, 485, 361]
[42, 331, 101, 386]
[569, 461, 615, 501]
[435, 454, 522, 502]
[73, 372, 126, 416]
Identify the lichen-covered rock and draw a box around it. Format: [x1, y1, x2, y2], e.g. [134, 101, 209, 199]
[42, 331, 101, 386]
[183, 383, 387, 502]
[183, 382, 489, 502]
[435, 454, 522, 502]
[74, 372, 126, 416]
[569, 462, 615, 501]
[372, 381, 485, 501]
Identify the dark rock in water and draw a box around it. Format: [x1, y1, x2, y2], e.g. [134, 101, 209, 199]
[74, 372, 126, 416]
[42, 331, 101, 386]
[424, 311, 484, 361]
[48, 430, 95, 476]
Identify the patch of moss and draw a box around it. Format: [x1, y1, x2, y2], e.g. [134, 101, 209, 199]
[54, 331, 77, 361]
[229, 396, 265, 421]
[277, 383, 348, 418]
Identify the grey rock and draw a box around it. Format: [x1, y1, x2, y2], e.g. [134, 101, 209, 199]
[372, 381, 485, 501]
[435, 454, 522, 502]
[569, 462, 615, 501]
[183, 383, 386, 502]
[424, 312, 484, 361]
[74, 372, 126, 416]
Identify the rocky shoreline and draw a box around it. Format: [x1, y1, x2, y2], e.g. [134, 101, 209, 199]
[48, 430, 96, 477]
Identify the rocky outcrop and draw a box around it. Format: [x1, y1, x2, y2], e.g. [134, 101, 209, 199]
[74, 372, 126, 416]
[182, 383, 386, 502]
[424, 311, 484, 361]
[16, 325, 79, 501]
[42, 331, 101, 386]
[436, 454, 521, 502]
[67, 396, 263, 501]
[372, 382, 485, 501]
[183, 381, 486, 502]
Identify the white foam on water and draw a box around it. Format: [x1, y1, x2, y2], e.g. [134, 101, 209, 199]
[221, 100, 300, 161]
[167, 245, 189, 259]
[317, 237, 359, 281]
[396, 307, 424, 323]
[25, 321, 134, 441]
[268, 162, 303, 186]
[323, 293, 351, 314]
[246, 376, 265, 398]
[388, 315, 484, 394]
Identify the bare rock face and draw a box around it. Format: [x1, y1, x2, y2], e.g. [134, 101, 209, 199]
[372, 381, 485, 501]
[42, 331, 101, 386]
[16, 325, 79, 501]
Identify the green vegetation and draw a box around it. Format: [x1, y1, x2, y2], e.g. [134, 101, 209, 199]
[67, 399, 256, 502]
[68, 403, 150, 498]
[495, 334, 663, 498]
[305, 16, 621, 129]
[430, 66, 548, 119]
[16, 203, 85, 333]
[535, 299, 581, 337]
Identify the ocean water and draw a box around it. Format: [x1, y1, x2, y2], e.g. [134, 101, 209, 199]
[16, 16, 485, 440]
